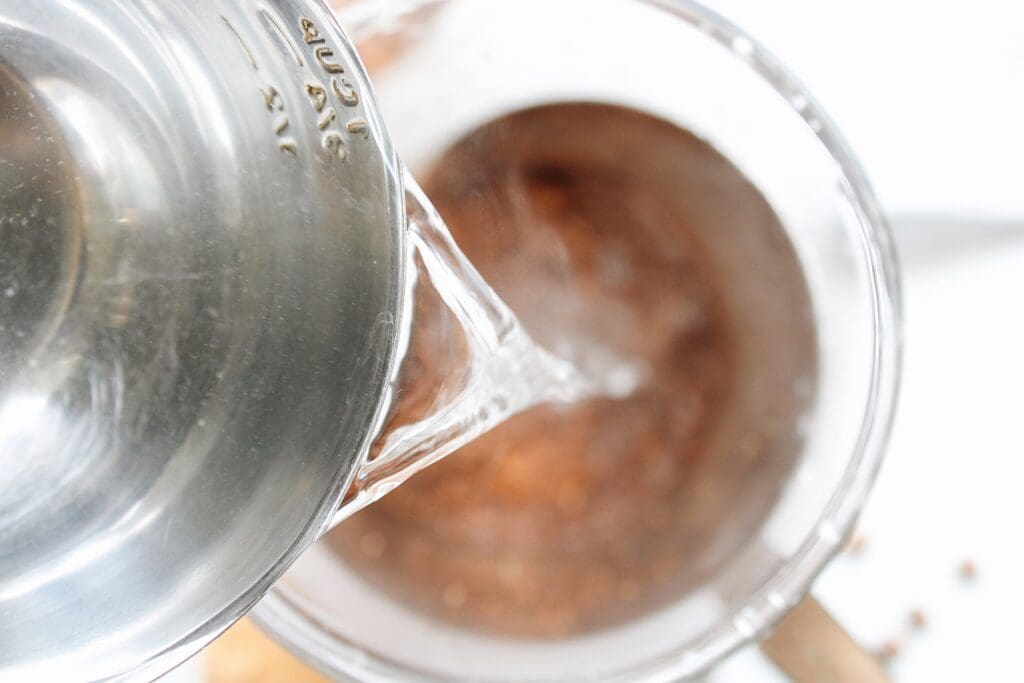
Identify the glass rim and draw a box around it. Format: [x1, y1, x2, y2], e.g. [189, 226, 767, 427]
[254, 0, 903, 679]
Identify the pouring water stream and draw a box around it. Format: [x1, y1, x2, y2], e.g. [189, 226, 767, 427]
[332, 168, 643, 525]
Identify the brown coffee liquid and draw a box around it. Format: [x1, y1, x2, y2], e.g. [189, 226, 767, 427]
[327, 103, 815, 638]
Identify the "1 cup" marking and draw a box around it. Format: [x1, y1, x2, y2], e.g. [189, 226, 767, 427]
[296, 15, 365, 160]
[298, 16, 360, 109]
[221, 10, 367, 160]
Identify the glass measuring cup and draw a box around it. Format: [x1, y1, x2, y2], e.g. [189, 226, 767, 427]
[250, 0, 902, 680]
[0, 0, 575, 679]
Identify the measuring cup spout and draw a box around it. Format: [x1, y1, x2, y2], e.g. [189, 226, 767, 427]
[328, 167, 635, 529]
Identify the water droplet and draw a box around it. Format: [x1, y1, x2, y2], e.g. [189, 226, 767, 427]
[767, 590, 788, 611]
[731, 35, 754, 58]
[817, 520, 841, 545]
[732, 607, 759, 637]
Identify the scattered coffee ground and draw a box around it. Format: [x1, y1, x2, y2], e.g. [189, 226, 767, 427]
[958, 560, 978, 583]
[908, 609, 927, 631]
[876, 639, 902, 664]
[846, 532, 869, 557]
[327, 103, 817, 638]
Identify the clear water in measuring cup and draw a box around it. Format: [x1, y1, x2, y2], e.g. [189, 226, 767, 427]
[338, 170, 644, 520]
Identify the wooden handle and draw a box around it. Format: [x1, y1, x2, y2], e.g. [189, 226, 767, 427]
[760, 596, 892, 683]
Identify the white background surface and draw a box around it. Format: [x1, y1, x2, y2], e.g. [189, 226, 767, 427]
[706, 0, 1024, 680]
[708, 0, 1024, 219]
[175, 1, 1024, 680]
